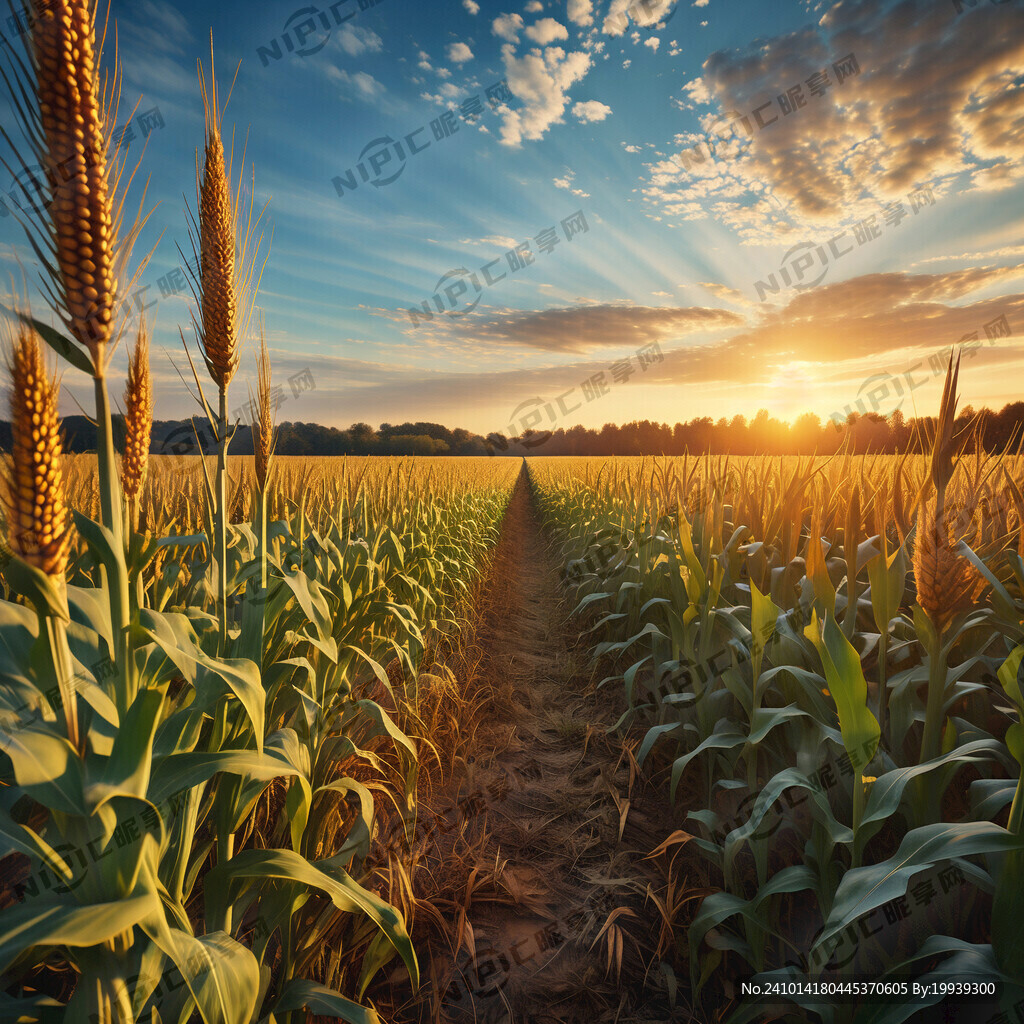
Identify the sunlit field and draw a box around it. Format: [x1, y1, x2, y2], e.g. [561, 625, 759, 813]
[3, 428, 1022, 1021]
[1, 1, 1022, 1022]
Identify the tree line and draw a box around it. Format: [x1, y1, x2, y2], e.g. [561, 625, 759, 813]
[0, 402, 1021, 457]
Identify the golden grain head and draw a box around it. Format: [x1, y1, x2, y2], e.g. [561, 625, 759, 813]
[31, 0, 116, 361]
[912, 494, 983, 633]
[254, 331, 274, 492]
[122, 321, 152, 502]
[199, 101, 238, 392]
[7, 327, 70, 577]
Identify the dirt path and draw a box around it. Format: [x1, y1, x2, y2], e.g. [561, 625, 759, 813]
[425, 465, 683, 1024]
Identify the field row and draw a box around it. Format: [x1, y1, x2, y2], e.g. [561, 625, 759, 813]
[530, 438, 1024, 1022]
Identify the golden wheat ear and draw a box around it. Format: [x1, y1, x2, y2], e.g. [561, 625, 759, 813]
[6, 323, 70, 577]
[184, 35, 268, 399]
[912, 348, 982, 633]
[5, 316, 84, 753]
[0, 0, 153, 373]
[122, 316, 152, 514]
[252, 322, 275, 493]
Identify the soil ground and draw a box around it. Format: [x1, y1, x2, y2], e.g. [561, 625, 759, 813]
[398, 466, 697, 1024]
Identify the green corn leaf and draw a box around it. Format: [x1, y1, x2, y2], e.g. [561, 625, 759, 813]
[0, 892, 159, 974]
[817, 822, 1024, 953]
[805, 610, 880, 776]
[1, 726, 85, 816]
[866, 541, 906, 636]
[998, 644, 1024, 712]
[670, 728, 746, 800]
[271, 978, 380, 1024]
[86, 689, 165, 809]
[204, 848, 419, 987]
[137, 609, 265, 753]
[147, 750, 303, 806]
[748, 580, 781, 684]
[145, 928, 259, 1024]
[855, 739, 1003, 858]
[3, 556, 69, 623]
[0, 303, 94, 375]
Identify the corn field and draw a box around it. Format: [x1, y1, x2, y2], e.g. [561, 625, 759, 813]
[529, 411, 1024, 1020]
[0, 3, 523, 1019]
[0, 438, 517, 1024]
[1, 3, 1023, 1023]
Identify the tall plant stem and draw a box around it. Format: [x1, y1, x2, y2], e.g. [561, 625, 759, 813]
[44, 613, 80, 755]
[217, 388, 230, 653]
[918, 626, 948, 822]
[94, 372, 134, 714]
[919, 628, 947, 766]
[877, 630, 888, 746]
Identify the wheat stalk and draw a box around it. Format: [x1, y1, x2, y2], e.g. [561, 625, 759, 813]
[196, 69, 237, 392]
[913, 350, 981, 768]
[179, 40, 268, 663]
[253, 326, 274, 493]
[122, 317, 151, 523]
[1, 0, 155, 713]
[5, 322, 80, 751]
[912, 351, 978, 633]
[185, 38, 267, 398]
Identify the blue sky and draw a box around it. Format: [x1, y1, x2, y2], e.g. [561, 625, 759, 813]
[1, 0, 1022, 434]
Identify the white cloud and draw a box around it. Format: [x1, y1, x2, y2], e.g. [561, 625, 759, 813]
[641, 0, 1024, 244]
[552, 169, 591, 197]
[492, 12, 525, 40]
[602, 0, 676, 34]
[567, 0, 594, 26]
[496, 42, 593, 146]
[459, 235, 519, 249]
[644, 36, 660, 51]
[525, 17, 569, 44]
[572, 99, 612, 122]
[623, 143, 642, 152]
[337, 24, 383, 57]
[694, 0, 709, 6]
[680, 76, 710, 106]
[525, 0, 544, 10]
[447, 41, 474, 63]
[327, 67, 386, 101]
[463, 0, 480, 12]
